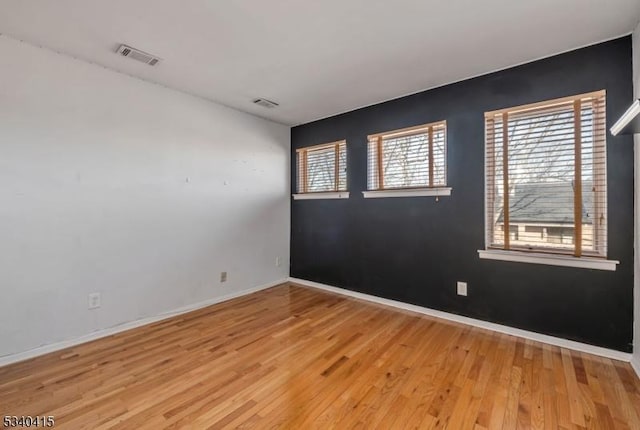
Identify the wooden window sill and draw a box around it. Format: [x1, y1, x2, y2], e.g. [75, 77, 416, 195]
[477, 249, 618, 271]
[362, 187, 452, 199]
[292, 191, 350, 200]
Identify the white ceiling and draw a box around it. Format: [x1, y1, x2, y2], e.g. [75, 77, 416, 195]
[1, 1, 639, 126]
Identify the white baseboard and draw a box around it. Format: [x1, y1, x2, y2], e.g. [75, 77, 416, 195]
[0, 278, 287, 368]
[289, 277, 632, 363]
[631, 356, 640, 379]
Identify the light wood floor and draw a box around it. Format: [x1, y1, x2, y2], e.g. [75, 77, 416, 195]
[1, 284, 639, 429]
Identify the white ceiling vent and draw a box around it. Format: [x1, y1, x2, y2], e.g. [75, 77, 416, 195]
[116, 44, 161, 66]
[253, 98, 279, 109]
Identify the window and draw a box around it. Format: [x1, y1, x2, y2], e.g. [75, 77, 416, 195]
[547, 227, 575, 245]
[483, 91, 607, 260]
[365, 121, 448, 196]
[295, 140, 347, 198]
[497, 224, 519, 241]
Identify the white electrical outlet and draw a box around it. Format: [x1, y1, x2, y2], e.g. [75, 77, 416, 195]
[456, 281, 468, 296]
[88, 292, 101, 309]
[275, 256, 282, 267]
[220, 271, 227, 283]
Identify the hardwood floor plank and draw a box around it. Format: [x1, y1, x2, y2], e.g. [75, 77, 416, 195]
[0, 283, 637, 429]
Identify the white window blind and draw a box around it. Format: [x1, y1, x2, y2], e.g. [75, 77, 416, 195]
[367, 121, 447, 190]
[485, 91, 607, 258]
[296, 140, 347, 193]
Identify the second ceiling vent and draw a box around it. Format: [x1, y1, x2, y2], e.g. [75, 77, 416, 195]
[253, 98, 279, 109]
[116, 44, 161, 66]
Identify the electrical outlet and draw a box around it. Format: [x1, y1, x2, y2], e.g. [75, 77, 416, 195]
[88, 292, 101, 309]
[220, 271, 227, 283]
[456, 281, 468, 296]
[275, 256, 282, 267]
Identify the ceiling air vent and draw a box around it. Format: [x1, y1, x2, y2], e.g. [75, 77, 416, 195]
[116, 44, 161, 66]
[253, 98, 279, 109]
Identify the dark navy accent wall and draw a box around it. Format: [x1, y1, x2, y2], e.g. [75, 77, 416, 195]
[290, 37, 634, 352]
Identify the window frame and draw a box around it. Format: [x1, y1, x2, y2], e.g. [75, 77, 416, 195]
[479, 90, 618, 271]
[293, 140, 349, 200]
[363, 120, 450, 199]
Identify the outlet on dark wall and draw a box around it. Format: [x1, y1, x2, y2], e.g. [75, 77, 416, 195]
[290, 37, 634, 352]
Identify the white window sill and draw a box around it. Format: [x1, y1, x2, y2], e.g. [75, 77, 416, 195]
[477, 249, 618, 271]
[292, 191, 350, 200]
[362, 187, 452, 199]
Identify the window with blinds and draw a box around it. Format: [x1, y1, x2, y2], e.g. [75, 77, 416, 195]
[485, 90, 607, 258]
[296, 140, 347, 193]
[367, 121, 447, 190]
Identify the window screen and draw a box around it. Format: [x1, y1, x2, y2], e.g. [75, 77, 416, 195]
[296, 140, 347, 193]
[367, 121, 446, 190]
[485, 91, 607, 258]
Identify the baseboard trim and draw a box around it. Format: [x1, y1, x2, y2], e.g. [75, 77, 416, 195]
[631, 356, 640, 379]
[0, 278, 288, 368]
[289, 277, 632, 362]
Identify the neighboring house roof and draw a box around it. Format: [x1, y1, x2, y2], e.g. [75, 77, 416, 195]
[498, 181, 593, 224]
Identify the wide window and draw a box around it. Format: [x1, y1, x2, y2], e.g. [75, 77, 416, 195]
[484, 91, 607, 259]
[295, 140, 347, 194]
[367, 121, 447, 191]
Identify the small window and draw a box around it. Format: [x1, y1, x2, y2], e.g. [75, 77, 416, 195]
[367, 121, 447, 190]
[497, 224, 519, 241]
[296, 140, 347, 193]
[547, 227, 575, 245]
[484, 91, 607, 258]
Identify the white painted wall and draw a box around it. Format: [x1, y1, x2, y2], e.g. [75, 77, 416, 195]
[633, 20, 640, 375]
[0, 35, 290, 359]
